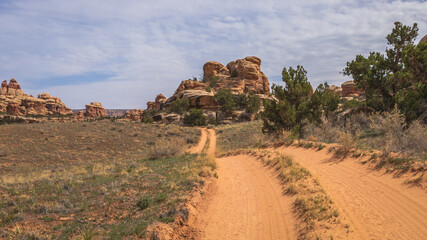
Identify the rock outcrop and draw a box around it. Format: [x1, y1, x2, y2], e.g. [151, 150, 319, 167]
[165, 56, 270, 110]
[341, 80, 363, 97]
[420, 34, 427, 44]
[201, 56, 269, 94]
[166, 90, 217, 110]
[0, 79, 72, 116]
[329, 85, 342, 96]
[85, 102, 107, 119]
[1, 79, 24, 96]
[124, 109, 144, 121]
[147, 94, 167, 111]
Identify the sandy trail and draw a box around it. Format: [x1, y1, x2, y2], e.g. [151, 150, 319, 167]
[188, 128, 208, 154]
[277, 146, 427, 240]
[206, 129, 216, 157]
[194, 129, 296, 239]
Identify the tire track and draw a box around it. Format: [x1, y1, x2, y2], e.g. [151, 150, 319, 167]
[276, 146, 427, 240]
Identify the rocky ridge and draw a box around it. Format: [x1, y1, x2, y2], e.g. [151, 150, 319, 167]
[0, 79, 72, 116]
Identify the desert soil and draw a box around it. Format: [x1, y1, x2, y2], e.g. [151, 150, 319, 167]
[190, 129, 427, 240]
[192, 129, 297, 240]
[276, 145, 427, 240]
[188, 128, 208, 154]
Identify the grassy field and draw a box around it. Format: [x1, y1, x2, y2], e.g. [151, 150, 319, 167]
[214, 121, 275, 153]
[0, 121, 216, 239]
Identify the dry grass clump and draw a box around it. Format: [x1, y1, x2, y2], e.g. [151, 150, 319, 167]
[214, 121, 275, 152]
[147, 138, 186, 160]
[370, 110, 427, 158]
[303, 110, 427, 161]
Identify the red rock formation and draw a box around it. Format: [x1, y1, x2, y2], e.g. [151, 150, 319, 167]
[166, 56, 270, 110]
[0, 79, 72, 116]
[38, 93, 72, 115]
[125, 109, 144, 121]
[147, 94, 167, 110]
[329, 85, 343, 96]
[0, 80, 7, 95]
[1, 78, 24, 96]
[74, 111, 85, 121]
[6, 100, 20, 115]
[420, 34, 427, 44]
[85, 102, 107, 119]
[202, 56, 270, 94]
[341, 80, 363, 97]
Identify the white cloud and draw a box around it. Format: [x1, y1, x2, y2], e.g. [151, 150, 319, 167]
[0, 0, 426, 108]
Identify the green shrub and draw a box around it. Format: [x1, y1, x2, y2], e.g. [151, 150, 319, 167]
[208, 117, 217, 125]
[208, 76, 219, 88]
[142, 109, 158, 123]
[245, 92, 260, 114]
[341, 100, 366, 111]
[231, 69, 238, 77]
[214, 89, 236, 116]
[235, 93, 247, 109]
[168, 98, 189, 115]
[137, 198, 149, 210]
[262, 65, 314, 135]
[183, 109, 207, 126]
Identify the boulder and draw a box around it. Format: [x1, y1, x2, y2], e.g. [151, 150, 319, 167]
[203, 61, 229, 80]
[167, 90, 217, 109]
[164, 113, 181, 123]
[85, 102, 107, 119]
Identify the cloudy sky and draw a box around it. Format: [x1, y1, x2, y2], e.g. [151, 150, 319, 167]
[0, 0, 426, 109]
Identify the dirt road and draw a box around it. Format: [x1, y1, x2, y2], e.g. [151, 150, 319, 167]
[206, 129, 216, 156]
[277, 146, 427, 240]
[188, 128, 208, 154]
[193, 129, 296, 240]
